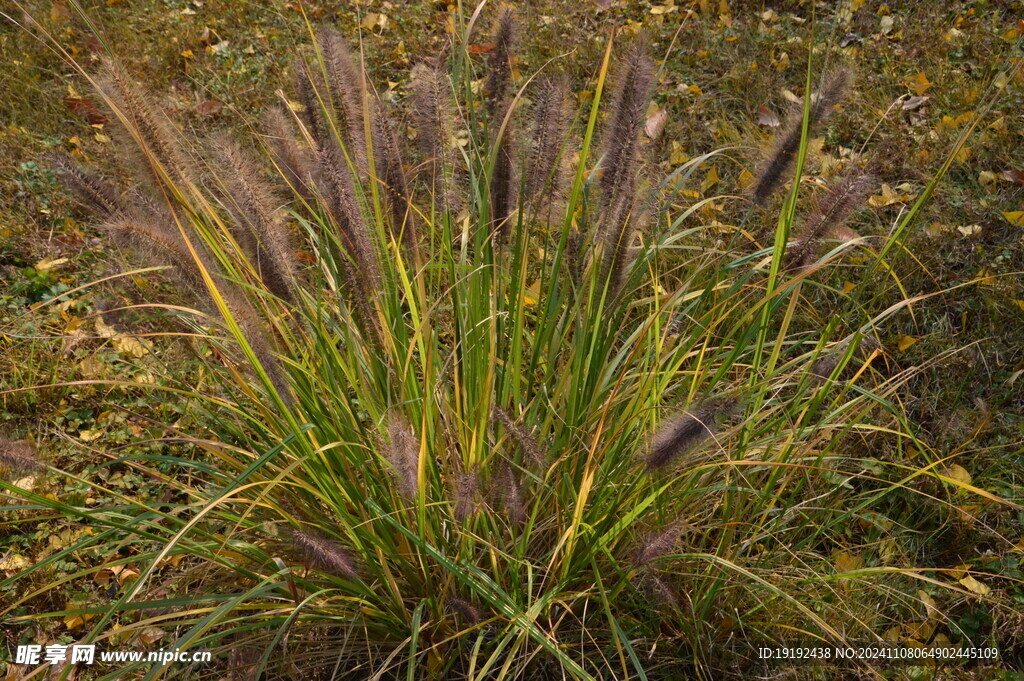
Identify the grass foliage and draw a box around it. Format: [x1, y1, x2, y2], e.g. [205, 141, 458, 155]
[2, 3, 1021, 680]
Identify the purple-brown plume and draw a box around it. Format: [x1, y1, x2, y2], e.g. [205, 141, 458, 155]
[284, 526, 359, 579]
[645, 395, 739, 471]
[387, 414, 419, 499]
[748, 67, 853, 206]
[0, 440, 42, 475]
[786, 171, 871, 271]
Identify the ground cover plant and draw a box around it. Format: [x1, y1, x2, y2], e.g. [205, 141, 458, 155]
[2, 1, 1023, 680]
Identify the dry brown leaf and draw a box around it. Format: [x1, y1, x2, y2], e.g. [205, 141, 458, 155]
[645, 106, 668, 139]
[757, 105, 780, 127]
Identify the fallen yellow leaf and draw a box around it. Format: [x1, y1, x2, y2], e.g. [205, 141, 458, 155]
[1002, 211, 1024, 226]
[522, 280, 541, 306]
[943, 463, 972, 485]
[0, 553, 31, 571]
[918, 589, 939, 619]
[908, 72, 931, 96]
[896, 334, 917, 352]
[701, 164, 720, 192]
[79, 429, 103, 442]
[834, 550, 864, 573]
[868, 183, 910, 207]
[958, 574, 991, 596]
[95, 316, 117, 338]
[35, 257, 69, 271]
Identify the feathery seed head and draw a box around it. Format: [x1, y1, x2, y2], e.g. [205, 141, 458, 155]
[284, 526, 359, 579]
[748, 67, 854, 206]
[263, 106, 315, 201]
[409, 58, 460, 213]
[447, 596, 484, 625]
[96, 56, 194, 192]
[492, 406, 545, 467]
[786, 172, 871, 271]
[632, 519, 692, 568]
[48, 153, 127, 218]
[453, 467, 481, 521]
[0, 440, 42, 475]
[523, 76, 572, 211]
[484, 7, 516, 120]
[372, 102, 417, 252]
[314, 28, 369, 175]
[491, 462, 525, 525]
[386, 414, 419, 499]
[597, 38, 654, 298]
[645, 395, 740, 471]
[210, 134, 298, 303]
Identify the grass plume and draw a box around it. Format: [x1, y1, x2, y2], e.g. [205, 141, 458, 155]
[409, 57, 459, 212]
[645, 396, 740, 471]
[372, 102, 417, 253]
[284, 526, 359, 579]
[452, 467, 481, 521]
[386, 414, 419, 499]
[491, 462, 525, 525]
[492, 406, 544, 467]
[597, 38, 653, 297]
[263, 106, 314, 202]
[786, 171, 871, 271]
[748, 67, 852, 206]
[48, 152, 128, 217]
[483, 7, 516, 120]
[631, 519, 691, 568]
[485, 9, 518, 243]
[0, 440, 42, 475]
[210, 134, 298, 303]
[96, 56, 194, 192]
[522, 76, 571, 213]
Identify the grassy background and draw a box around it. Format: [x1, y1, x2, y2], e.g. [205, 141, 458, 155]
[2, 0, 1023, 677]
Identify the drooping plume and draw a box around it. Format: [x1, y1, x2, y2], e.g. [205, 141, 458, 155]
[645, 395, 740, 471]
[0, 440, 42, 475]
[372, 102, 417, 253]
[387, 414, 420, 499]
[492, 406, 545, 467]
[285, 526, 359, 579]
[102, 215, 209, 296]
[96, 56, 195, 192]
[103, 213, 292, 404]
[522, 76, 571, 211]
[786, 171, 871, 271]
[597, 38, 654, 298]
[748, 67, 852, 206]
[409, 57, 460, 212]
[645, 573, 681, 611]
[263, 106, 314, 202]
[631, 519, 692, 567]
[210, 134, 298, 303]
[48, 153, 128, 218]
[447, 595, 484, 625]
